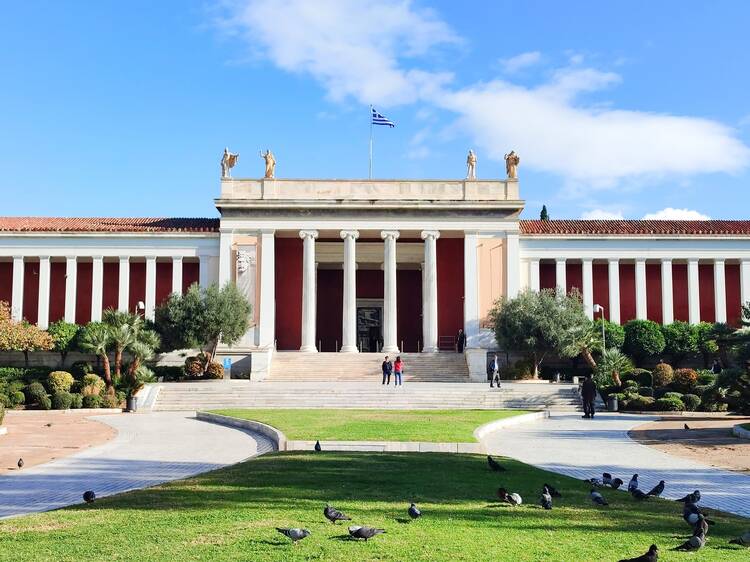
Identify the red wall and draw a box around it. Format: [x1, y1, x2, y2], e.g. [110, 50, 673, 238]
[726, 264, 742, 326]
[22, 260, 40, 324]
[540, 261, 556, 290]
[619, 263, 636, 322]
[436, 238, 464, 345]
[76, 262, 93, 324]
[129, 262, 146, 316]
[397, 269, 422, 352]
[275, 238, 303, 350]
[566, 262, 582, 294]
[183, 261, 199, 292]
[155, 261, 173, 307]
[102, 262, 119, 312]
[357, 269, 384, 298]
[672, 264, 689, 322]
[645, 263, 662, 323]
[49, 261, 67, 323]
[0, 262, 12, 307]
[316, 269, 343, 351]
[592, 263, 609, 320]
[698, 264, 715, 323]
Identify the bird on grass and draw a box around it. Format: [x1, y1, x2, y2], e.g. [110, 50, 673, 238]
[647, 480, 665, 497]
[584, 477, 604, 487]
[610, 478, 624, 490]
[17, 458, 24, 470]
[314, 440, 322, 452]
[675, 529, 705, 551]
[684, 423, 691, 430]
[729, 530, 750, 546]
[487, 455, 505, 472]
[628, 474, 639, 492]
[348, 526, 385, 541]
[497, 487, 522, 506]
[276, 528, 311, 544]
[631, 488, 649, 500]
[602, 472, 614, 486]
[676, 490, 701, 503]
[618, 544, 659, 562]
[683, 503, 714, 527]
[83, 491, 96, 504]
[590, 489, 608, 506]
[540, 486, 553, 510]
[543, 483, 561, 498]
[324, 504, 351, 524]
[408, 503, 421, 520]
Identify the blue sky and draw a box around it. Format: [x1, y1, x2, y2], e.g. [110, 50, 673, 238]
[1, 1, 749, 220]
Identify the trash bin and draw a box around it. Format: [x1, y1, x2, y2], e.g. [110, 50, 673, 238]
[606, 395, 618, 412]
[554, 372, 561, 383]
[126, 396, 138, 413]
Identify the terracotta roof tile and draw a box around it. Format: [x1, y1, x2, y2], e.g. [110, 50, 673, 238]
[0, 217, 220, 233]
[520, 219, 750, 236]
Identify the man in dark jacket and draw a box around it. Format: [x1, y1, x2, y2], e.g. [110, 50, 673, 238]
[581, 375, 597, 419]
[456, 329, 467, 353]
[382, 356, 392, 385]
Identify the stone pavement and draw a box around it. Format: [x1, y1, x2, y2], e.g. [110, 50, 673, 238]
[481, 412, 750, 518]
[0, 412, 275, 519]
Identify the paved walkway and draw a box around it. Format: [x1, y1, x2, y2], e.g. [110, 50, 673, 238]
[0, 412, 275, 519]
[481, 412, 750, 518]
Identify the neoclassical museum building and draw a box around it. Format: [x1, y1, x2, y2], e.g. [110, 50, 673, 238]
[1, 172, 750, 379]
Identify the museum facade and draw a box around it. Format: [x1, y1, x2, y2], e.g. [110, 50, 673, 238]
[1, 176, 750, 378]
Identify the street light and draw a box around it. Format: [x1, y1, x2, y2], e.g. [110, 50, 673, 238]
[593, 304, 605, 350]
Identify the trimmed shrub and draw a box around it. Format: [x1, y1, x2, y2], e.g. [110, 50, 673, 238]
[638, 387, 654, 397]
[48, 371, 75, 394]
[663, 392, 684, 401]
[717, 368, 742, 388]
[625, 395, 655, 411]
[673, 368, 698, 392]
[205, 362, 224, 379]
[152, 366, 184, 382]
[70, 361, 95, 378]
[26, 382, 48, 406]
[82, 394, 102, 409]
[21, 367, 53, 384]
[0, 394, 7, 407]
[682, 394, 700, 411]
[697, 370, 716, 385]
[10, 390, 25, 406]
[693, 384, 713, 397]
[100, 393, 121, 409]
[624, 379, 639, 390]
[652, 363, 674, 387]
[51, 391, 73, 410]
[70, 393, 83, 409]
[655, 396, 685, 411]
[0, 367, 26, 382]
[623, 319, 665, 364]
[634, 369, 653, 388]
[81, 374, 105, 396]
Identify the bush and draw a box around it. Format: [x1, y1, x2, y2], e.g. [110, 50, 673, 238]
[697, 370, 716, 385]
[26, 381, 48, 406]
[673, 368, 698, 392]
[70, 393, 83, 409]
[0, 402, 4, 425]
[624, 379, 639, 390]
[634, 369, 653, 388]
[623, 320, 665, 365]
[0, 394, 7, 408]
[624, 395, 655, 411]
[499, 359, 536, 380]
[70, 361, 95, 379]
[152, 366, 184, 382]
[661, 321, 698, 365]
[205, 361, 224, 379]
[655, 396, 685, 411]
[82, 394, 102, 409]
[594, 318, 625, 350]
[101, 393, 121, 409]
[682, 394, 701, 411]
[51, 391, 73, 410]
[184, 356, 204, 377]
[663, 392, 684, 401]
[717, 368, 742, 388]
[0, 367, 25, 382]
[693, 384, 712, 397]
[652, 362, 674, 387]
[699, 386, 728, 411]
[81, 374, 105, 396]
[10, 390, 25, 406]
[638, 387, 654, 397]
[47, 371, 75, 394]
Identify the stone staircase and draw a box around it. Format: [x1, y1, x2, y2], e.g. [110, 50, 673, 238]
[268, 352, 470, 382]
[152, 381, 582, 411]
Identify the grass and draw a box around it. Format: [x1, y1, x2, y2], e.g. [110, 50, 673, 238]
[0, 452, 747, 561]
[741, 423, 750, 430]
[208, 408, 529, 442]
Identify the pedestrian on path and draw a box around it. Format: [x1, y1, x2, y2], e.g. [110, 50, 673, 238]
[393, 356, 404, 386]
[381, 356, 392, 385]
[456, 328, 466, 353]
[489, 353, 501, 389]
[581, 374, 597, 419]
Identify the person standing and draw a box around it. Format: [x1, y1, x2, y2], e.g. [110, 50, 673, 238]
[456, 328, 466, 353]
[489, 353, 501, 388]
[381, 356, 392, 385]
[581, 374, 597, 419]
[393, 356, 404, 386]
[711, 359, 722, 374]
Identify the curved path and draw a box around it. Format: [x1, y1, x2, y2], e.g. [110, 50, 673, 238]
[0, 412, 275, 519]
[481, 412, 750, 518]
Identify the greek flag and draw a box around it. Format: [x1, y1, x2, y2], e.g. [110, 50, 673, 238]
[371, 107, 395, 127]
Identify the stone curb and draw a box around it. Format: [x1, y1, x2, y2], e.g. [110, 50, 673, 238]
[622, 411, 744, 417]
[196, 411, 284, 451]
[473, 410, 550, 441]
[732, 424, 750, 439]
[7, 408, 122, 415]
[0, 427, 7, 436]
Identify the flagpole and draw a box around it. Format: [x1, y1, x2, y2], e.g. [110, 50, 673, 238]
[368, 105, 373, 179]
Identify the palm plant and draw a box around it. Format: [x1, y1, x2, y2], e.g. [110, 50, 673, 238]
[562, 320, 603, 369]
[102, 309, 140, 378]
[594, 348, 633, 387]
[79, 322, 113, 388]
[124, 325, 160, 395]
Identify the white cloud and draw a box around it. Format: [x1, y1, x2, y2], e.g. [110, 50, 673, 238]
[642, 208, 710, 220]
[581, 209, 625, 220]
[498, 51, 541, 73]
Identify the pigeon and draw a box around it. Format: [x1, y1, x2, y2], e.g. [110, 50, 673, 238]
[497, 487, 522, 506]
[602, 472, 614, 486]
[610, 478, 624, 490]
[543, 483, 561, 498]
[682, 503, 714, 527]
[675, 530, 705, 551]
[676, 490, 700, 503]
[631, 488, 649, 500]
[628, 474, 639, 492]
[590, 489, 608, 506]
[584, 477, 604, 487]
[324, 504, 351, 524]
[314, 440, 322, 452]
[729, 530, 750, 546]
[692, 515, 710, 537]
[487, 455, 505, 472]
[348, 526, 386, 541]
[540, 486, 553, 510]
[83, 490, 96, 504]
[408, 503, 421, 519]
[684, 423, 691, 430]
[618, 544, 659, 562]
[276, 527, 311, 543]
[45, 422, 53, 427]
[17, 458, 24, 470]
[647, 480, 665, 497]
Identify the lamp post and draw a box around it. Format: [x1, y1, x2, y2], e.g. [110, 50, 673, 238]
[593, 304, 605, 350]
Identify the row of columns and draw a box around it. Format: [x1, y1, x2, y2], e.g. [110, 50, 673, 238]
[296, 229, 440, 353]
[528, 257, 750, 325]
[8, 255, 208, 328]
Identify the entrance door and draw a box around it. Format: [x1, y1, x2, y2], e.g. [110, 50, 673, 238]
[357, 306, 382, 352]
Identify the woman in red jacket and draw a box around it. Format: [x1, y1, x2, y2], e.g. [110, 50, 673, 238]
[393, 356, 404, 386]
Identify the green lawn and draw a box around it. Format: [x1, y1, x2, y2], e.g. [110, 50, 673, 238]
[741, 423, 750, 430]
[0, 452, 747, 561]
[209, 408, 528, 442]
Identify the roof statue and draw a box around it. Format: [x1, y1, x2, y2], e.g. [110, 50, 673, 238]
[260, 149, 276, 179]
[466, 149, 477, 180]
[220, 147, 239, 179]
[505, 150, 520, 179]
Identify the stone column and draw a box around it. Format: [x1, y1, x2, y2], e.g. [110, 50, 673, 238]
[299, 230, 319, 352]
[340, 230, 359, 352]
[37, 256, 51, 329]
[661, 259, 674, 325]
[64, 256, 77, 322]
[145, 256, 157, 321]
[172, 256, 183, 295]
[687, 258, 700, 324]
[11, 256, 24, 321]
[218, 229, 232, 287]
[381, 230, 400, 354]
[91, 256, 104, 322]
[199, 254, 210, 288]
[529, 259, 540, 292]
[714, 259, 727, 323]
[505, 232, 520, 299]
[118, 256, 130, 312]
[635, 258, 647, 320]
[555, 258, 567, 294]
[421, 230, 440, 352]
[258, 230, 276, 349]
[741, 259, 750, 310]
[582, 258, 594, 319]
[463, 233, 479, 345]
[608, 259, 621, 324]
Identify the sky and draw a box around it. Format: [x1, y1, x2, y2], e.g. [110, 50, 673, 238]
[1, 1, 750, 220]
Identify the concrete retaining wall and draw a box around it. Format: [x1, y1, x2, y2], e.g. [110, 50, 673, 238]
[196, 411, 284, 451]
[733, 424, 750, 439]
[473, 410, 549, 441]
